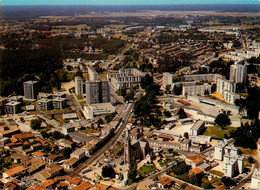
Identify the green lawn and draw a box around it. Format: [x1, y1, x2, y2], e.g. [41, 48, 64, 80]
[137, 164, 156, 176]
[203, 125, 236, 139]
[159, 159, 173, 167]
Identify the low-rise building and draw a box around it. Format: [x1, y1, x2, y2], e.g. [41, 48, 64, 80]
[6, 101, 22, 114]
[84, 103, 115, 119]
[63, 157, 78, 170]
[3, 166, 27, 181]
[190, 120, 205, 136]
[70, 149, 85, 160]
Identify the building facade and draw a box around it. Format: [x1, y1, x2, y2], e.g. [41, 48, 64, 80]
[229, 63, 247, 84]
[23, 81, 38, 100]
[85, 80, 111, 105]
[107, 68, 148, 90]
[162, 72, 173, 90]
[182, 83, 211, 96]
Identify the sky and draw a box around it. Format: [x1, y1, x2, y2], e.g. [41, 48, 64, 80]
[1, 0, 260, 6]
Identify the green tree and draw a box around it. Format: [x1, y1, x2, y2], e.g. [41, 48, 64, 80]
[30, 118, 42, 130]
[97, 118, 104, 125]
[215, 113, 231, 128]
[41, 131, 49, 139]
[203, 182, 213, 189]
[105, 112, 116, 123]
[51, 131, 65, 139]
[184, 132, 189, 139]
[163, 110, 171, 117]
[117, 86, 127, 97]
[101, 165, 115, 178]
[177, 108, 187, 119]
[62, 147, 72, 158]
[128, 162, 137, 183]
[173, 84, 183, 95]
[248, 156, 254, 163]
[221, 177, 235, 187]
[141, 74, 154, 89]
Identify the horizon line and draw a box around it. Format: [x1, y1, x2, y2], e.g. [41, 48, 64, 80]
[1, 3, 260, 6]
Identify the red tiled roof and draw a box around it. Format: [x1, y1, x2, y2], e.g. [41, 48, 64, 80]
[71, 181, 94, 190]
[27, 184, 48, 190]
[95, 183, 110, 190]
[5, 166, 26, 176]
[35, 137, 47, 145]
[158, 176, 173, 186]
[13, 132, 33, 140]
[32, 151, 46, 157]
[39, 179, 55, 188]
[216, 185, 227, 189]
[191, 167, 203, 174]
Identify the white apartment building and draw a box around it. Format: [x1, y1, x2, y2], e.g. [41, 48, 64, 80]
[229, 63, 247, 83]
[182, 83, 211, 96]
[214, 141, 244, 178]
[75, 76, 84, 97]
[223, 90, 240, 104]
[184, 74, 224, 82]
[107, 68, 148, 90]
[87, 66, 98, 81]
[217, 78, 236, 95]
[162, 72, 173, 90]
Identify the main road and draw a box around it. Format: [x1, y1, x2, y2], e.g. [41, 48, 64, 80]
[68, 91, 143, 177]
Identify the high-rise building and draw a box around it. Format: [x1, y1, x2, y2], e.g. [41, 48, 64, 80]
[85, 80, 111, 105]
[229, 63, 247, 83]
[23, 81, 38, 100]
[162, 72, 173, 90]
[75, 76, 84, 97]
[88, 67, 98, 81]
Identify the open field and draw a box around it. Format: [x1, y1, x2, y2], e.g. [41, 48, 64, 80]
[203, 125, 236, 139]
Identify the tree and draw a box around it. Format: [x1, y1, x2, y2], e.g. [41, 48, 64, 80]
[166, 85, 171, 93]
[128, 162, 137, 182]
[105, 112, 116, 123]
[248, 156, 254, 163]
[203, 182, 213, 189]
[96, 118, 104, 125]
[51, 131, 65, 139]
[204, 89, 210, 96]
[141, 74, 154, 89]
[102, 165, 115, 178]
[20, 117, 25, 122]
[171, 161, 191, 175]
[230, 122, 260, 149]
[30, 118, 42, 130]
[177, 108, 187, 119]
[163, 110, 171, 117]
[41, 131, 49, 139]
[117, 86, 127, 97]
[173, 84, 182, 95]
[62, 147, 72, 158]
[125, 89, 135, 102]
[221, 177, 235, 187]
[184, 132, 189, 139]
[215, 113, 231, 128]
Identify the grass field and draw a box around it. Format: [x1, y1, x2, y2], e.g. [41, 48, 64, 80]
[137, 164, 157, 176]
[203, 125, 236, 139]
